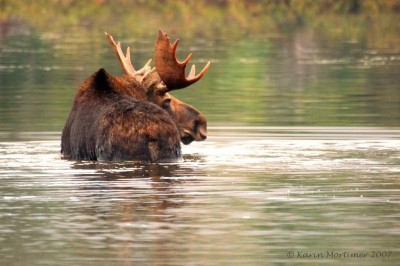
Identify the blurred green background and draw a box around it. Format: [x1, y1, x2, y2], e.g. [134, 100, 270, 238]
[1, 0, 400, 132]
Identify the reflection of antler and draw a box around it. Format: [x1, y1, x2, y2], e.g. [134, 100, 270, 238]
[155, 30, 210, 90]
[105, 32, 152, 78]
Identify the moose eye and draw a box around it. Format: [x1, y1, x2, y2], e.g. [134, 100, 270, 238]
[162, 98, 171, 109]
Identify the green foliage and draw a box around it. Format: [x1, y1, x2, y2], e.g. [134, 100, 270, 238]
[1, 0, 400, 39]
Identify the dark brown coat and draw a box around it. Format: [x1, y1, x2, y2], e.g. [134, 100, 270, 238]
[61, 31, 209, 162]
[61, 69, 181, 162]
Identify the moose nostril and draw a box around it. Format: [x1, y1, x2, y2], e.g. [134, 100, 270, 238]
[198, 128, 207, 141]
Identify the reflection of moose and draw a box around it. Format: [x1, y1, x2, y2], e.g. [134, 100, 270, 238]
[70, 161, 203, 263]
[61, 31, 210, 162]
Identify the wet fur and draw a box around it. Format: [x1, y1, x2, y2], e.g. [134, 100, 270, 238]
[61, 69, 181, 162]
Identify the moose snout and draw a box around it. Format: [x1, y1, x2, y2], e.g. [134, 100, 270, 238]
[171, 99, 207, 145]
[193, 118, 207, 142]
[197, 128, 207, 141]
[180, 125, 207, 145]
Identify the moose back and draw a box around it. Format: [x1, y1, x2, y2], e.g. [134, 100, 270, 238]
[61, 31, 210, 162]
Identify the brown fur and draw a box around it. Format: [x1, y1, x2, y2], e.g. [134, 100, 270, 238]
[61, 67, 206, 162]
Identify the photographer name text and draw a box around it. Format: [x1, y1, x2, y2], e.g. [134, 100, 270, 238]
[287, 250, 392, 260]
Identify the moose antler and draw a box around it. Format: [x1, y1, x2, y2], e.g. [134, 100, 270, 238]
[105, 32, 152, 79]
[155, 30, 210, 90]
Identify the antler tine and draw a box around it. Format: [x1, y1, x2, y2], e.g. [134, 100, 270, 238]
[105, 32, 136, 77]
[134, 59, 154, 83]
[134, 59, 153, 76]
[188, 65, 196, 79]
[155, 30, 210, 90]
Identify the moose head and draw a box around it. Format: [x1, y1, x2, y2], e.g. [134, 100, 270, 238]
[61, 31, 210, 161]
[105, 31, 210, 145]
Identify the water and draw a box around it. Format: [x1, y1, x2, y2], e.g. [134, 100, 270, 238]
[1, 128, 399, 265]
[1, 18, 400, 265]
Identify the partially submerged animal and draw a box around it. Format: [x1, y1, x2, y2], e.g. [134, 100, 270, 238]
[61, 31, 210, 162]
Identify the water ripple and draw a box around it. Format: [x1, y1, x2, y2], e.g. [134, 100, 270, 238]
[0, 128, 399, 265]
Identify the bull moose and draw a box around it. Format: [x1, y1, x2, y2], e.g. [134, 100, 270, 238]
[61, 31, 210, 162]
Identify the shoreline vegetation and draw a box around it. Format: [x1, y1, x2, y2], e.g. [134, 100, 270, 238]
[0, 1, 399, 129]
[1, 0, 400, 49]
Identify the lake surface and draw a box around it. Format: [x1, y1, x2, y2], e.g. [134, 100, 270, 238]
[1, 18, 400, 265]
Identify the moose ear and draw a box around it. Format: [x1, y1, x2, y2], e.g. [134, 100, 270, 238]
[92, 68, 114, 92]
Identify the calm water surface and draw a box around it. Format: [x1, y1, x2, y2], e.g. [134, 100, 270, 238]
[1, 21, 400, 265]
[1, 128, 399, 265]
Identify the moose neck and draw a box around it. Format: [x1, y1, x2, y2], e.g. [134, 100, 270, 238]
[113, 74, 148, 101]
